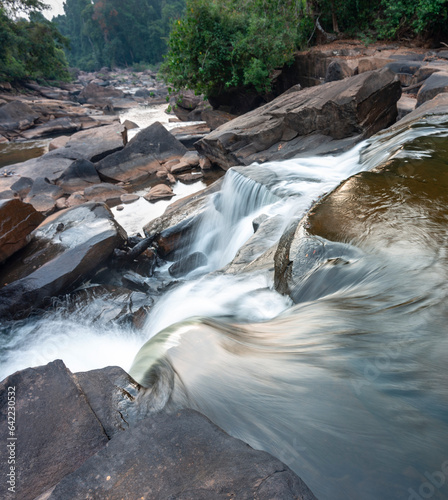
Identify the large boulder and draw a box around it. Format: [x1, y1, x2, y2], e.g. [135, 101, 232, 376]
[0, 199, 44, 263]
[0, 361, 141, 500]
[47, 409, 316, 500]
[416, 71, 448, 106]
[0, 100, 39, 133]
[274, 93, 448, 302]
[0, 202, 127, 319]
[95, 121, 187, 185]
[55, 159, 101, 193]
[196, 68, 401, 170]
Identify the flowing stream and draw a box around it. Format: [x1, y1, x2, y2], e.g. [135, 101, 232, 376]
[1, 117, 448, 499]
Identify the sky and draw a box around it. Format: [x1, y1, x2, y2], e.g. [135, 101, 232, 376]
[43, 0, 65, 19]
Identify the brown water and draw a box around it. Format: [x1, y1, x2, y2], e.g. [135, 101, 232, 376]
[0, 139, 50, 169]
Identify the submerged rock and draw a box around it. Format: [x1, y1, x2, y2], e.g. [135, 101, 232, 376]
[0, 202, 127, 319]
[196, 68, 401, 169]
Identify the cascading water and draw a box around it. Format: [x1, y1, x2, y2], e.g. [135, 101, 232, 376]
[2, 116, 448, 500]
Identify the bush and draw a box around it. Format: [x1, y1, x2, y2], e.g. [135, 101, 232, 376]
[161, 0, 305, 97]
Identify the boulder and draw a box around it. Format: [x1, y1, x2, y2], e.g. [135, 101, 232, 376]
[358, 57, 393, 73]
[9, 176, 33, 198]
[144, 184, 175, 202]
[47, 409, 316, 500]
[325, 60, 353, 82]
[0, 360, 108, 500]
[0, 100, 39, 133]
[60, 122, 127, 162]
[23, 177, 64, 214]
[96, 122, 187, 185]
[177, 171, 204, 183]
[202, 108, 237, 130]
[168, 251, 208, 277]
[196, 68, 401, 170]
[55, 159, 101, 193]
[416, 71, 448, 106]
[0, 199, 44, 263]
[0, 202, 127, 319]
[83, 183, 127, 204]
[78, 83, 124, 105]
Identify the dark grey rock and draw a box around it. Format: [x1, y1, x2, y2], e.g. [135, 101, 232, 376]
[0, 360, 108, 500]
[0, 202, 127, 319]
[0, 100, 39, 132]
[416, 72, 448, 106]
[55, 159, 101, 193]
[169, 251, 208, 277]
[47, 409, 317, 500]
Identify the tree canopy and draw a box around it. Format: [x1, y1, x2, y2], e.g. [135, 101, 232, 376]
[0, 0, 70, 82]
[161, 0, 448, 98]
[54, 0, 186, 71]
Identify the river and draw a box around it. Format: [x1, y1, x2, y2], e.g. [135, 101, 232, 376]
[1, 109, 448, 499]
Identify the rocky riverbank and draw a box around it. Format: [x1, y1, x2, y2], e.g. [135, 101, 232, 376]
[2, 42, 448, 500]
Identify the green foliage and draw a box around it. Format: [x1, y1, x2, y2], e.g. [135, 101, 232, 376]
[54, 0, 186, 71]
[0, 4, 70, 82]
[161, 0, 305, 97]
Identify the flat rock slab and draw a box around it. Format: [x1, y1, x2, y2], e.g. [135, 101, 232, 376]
[96, 121, 187, 185]
[196, 68, 401, 169]
[0, 198, 44, 263]
[0, 202, 127, 319]
[0, 360, 108, 500]
[48, 409, 316, 500]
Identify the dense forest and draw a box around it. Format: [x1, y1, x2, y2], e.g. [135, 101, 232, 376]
[1, 0, 447, 87]
[54, 0, 186, 71]
[161, 0, 448, 97]
[0, 0, 70, 82]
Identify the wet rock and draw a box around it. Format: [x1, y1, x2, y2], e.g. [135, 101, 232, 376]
[0, 202, 127, 319]
[0, 198, 44, 263]
[47, 409, 316, 500]
[196, 68, 401, 169]
[416, 72, 448, 107]
[0, 100, 39, 133]
[144, 184, 175, 202]
[96, 122, 187, 185]
[143, 178, 223, 259]
[55, 159, 101, 193]
[0, 360, 108, 500]
[84, 183, 127, 204]
[122, 271, 150, 292]
[168, 251, 208, 277]
[23, 177, 64, 214]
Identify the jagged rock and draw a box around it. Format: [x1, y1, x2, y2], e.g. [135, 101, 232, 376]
[96, 122, 187, 185]
[168, 251, 208, 277]
[0, 199, 44, 263]
[46, 409, 316, 500]
[0, 202, 127, 319]
[55, 159, 101, 193]
[0, 360, 109, 500]
[196, 68, 401, 170]
[416, 72, 448, 106]
[0, 100, 39, 132]
[144, 184, 175, 202]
